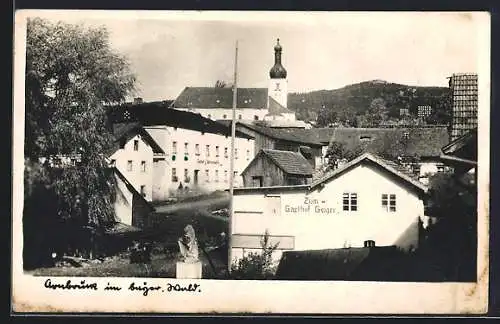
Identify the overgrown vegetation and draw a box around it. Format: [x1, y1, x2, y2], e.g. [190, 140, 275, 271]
[23, 18, 136, 269]
[288, 80, 451, 127]
[230, 230, 279, 280]
[420, 171, 477, 281]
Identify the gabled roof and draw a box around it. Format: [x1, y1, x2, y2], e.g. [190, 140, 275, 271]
[217, 120, 322, 147]
[112, 167, 154, 213]
[107, 102, 253, 139]
[442, 128, 477, 156]
[311, 152, 428, 193]
[441, 128, 477, 166]
[171, 87, 268, 109]
[326, 126, 450, 158]
[261, 149, 313, 176]
[272, 127, 337, 144]
[108, 122, 165, 156]
[267, 96, 294, 115]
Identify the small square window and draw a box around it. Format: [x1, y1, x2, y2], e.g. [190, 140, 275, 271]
[382, 194, 396, 212]
[127, 160, 133, 171]
[141, 161, 146, 172]
[172, 168, 177, 182]
[343, 193, 357, 211]
[133, 140, 139, 151]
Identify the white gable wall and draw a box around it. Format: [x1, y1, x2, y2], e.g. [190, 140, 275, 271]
[109, 134, 154, 201]
[113, 173, 133, 226]
[231, 162, 425, 263]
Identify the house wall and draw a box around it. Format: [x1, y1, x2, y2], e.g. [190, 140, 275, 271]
[113, 173, 133, 226]
[144, 125, 255, 199]
[242, 155, 286, 187]
[231, 163, 425, 264]
[176, 107, 269, 122]
[109, 133, 154, 201]
[242, 154, 312, 187]
[152, 157, 168, 201]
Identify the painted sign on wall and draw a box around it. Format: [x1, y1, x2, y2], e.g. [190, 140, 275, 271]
[283, 196, 337, 215]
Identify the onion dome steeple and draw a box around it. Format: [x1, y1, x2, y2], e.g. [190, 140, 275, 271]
[269, 38, 287, 79]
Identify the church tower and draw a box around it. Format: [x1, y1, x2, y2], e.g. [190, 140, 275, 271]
[268, 39, 288, 109]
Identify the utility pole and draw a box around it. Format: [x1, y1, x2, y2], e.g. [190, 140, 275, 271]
[228, 40, 238, 273]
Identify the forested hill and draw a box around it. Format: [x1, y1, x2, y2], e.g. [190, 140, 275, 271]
[288, 80, 450, 127]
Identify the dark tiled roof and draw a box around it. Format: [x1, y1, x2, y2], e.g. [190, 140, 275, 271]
[441, 128, 477, 164]
[275, 246, 401, 280]
[171, 87, 268, 109]
[262, 149, 313, 176]
[273, 128, 337, 144]
[311, 153, 428, 193]
[107, 102, 253, 140]
[327, 127, 450, 158]
[268, 96, 294, 115]
[217, 120, 322, 147]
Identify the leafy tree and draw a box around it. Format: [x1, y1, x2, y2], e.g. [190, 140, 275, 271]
[24, 17, 136, 263]
[325, 141, 364, 170]
[422, 172, 477, 281]
[230, 230, 279, 279]
[359, 97, 388, 127]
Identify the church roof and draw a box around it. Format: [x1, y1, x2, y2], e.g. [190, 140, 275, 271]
[171, 87, 268, 109]
[269, 39, 287, 79]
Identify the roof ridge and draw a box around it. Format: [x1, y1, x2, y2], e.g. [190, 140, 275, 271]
[311, 152, 427, 193]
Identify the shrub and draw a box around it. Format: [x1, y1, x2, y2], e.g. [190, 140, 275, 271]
[229, 230, 279, 280]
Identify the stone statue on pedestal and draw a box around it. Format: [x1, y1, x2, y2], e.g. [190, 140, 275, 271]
[177, 224, 199, 263]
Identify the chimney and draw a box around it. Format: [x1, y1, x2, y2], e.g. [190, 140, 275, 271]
[364, 240, 375, 248]
[134, 97, 143, 105]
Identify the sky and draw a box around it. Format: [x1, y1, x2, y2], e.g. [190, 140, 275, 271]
[18, 11, 487, 102]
